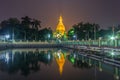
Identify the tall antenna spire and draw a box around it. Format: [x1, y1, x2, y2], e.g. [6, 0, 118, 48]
[59, 15, 63, 22]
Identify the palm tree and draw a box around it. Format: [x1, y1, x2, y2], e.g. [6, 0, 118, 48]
[31, 19, 41, 40]
[31, 19, 41, 30]
[21, 16, 32, 28]
[21, 16, 32, 40]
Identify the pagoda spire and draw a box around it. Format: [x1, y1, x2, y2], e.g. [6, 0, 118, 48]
[59, 15, 63, 23]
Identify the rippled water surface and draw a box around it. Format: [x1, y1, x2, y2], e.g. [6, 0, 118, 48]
[0, 48, 119, 80]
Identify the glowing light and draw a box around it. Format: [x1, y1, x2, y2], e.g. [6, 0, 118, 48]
[70, 57, 75, 64]
[5, 35, 10, 39]
[5, 53, 9, 63]
[110, 36, 115, 40]
[73, 35, 76, 38]
[111, 52, 114, 56]
[73, 35, 77, 40]
[55, 50, 65, 75]
[69, 29, 74, 35]
[47, 34, 50, 38]
[47, 54, 51, 60]
[55, 15, 66, 37]
[73, 54, 76, 58]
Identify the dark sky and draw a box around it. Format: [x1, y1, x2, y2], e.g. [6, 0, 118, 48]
[0, 0, 120, 31]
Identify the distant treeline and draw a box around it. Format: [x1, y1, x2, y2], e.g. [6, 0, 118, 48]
[0, 16, 52, 41]
[0, 16, 120, 40]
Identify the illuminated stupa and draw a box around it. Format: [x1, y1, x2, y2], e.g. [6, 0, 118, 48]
[54, 15, 66, 39]
[56, 15, 65, 36]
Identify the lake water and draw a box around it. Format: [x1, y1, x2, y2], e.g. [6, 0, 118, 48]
[0, 48, 119, 80]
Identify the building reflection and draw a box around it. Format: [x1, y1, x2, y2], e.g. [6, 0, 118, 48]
[0, 49, 119, 80]
[54, 49, 66, 75]
[0, 49, 67, 76]
[68, 50, 120, 80]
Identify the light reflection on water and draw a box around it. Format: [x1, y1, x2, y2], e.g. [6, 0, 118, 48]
[0, 48, 119, 80]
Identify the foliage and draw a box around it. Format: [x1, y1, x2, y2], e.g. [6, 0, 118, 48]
[68, 22, 100, 40]
[0, 16, 120, 41]
[38, 28, 53, 41]
[0, 16, 53, 41]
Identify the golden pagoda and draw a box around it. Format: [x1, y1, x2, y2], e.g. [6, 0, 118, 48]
[56, 15, 66, 36]
[54, 15, 66, 38]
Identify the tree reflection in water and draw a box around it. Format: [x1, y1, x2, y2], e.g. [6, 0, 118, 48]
[0, 49, 92, 76]
[0, 49, 118, 80]
[68, 50, 92, 69]
[0, 49, 53, 76]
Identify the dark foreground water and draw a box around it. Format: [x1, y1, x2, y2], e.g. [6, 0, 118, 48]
[0, 48, 119, 80]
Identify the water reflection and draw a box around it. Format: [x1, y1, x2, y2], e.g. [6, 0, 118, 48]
[68, 50, 92, 69]
[0, 48, 119, 80]
[0, 49, 53, 76]
[54, 49, 65, 75]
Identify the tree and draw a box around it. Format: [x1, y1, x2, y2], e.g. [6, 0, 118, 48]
[68, 22, 100, 40]
[31, 19, 41, 30]
[38, 28, 53, 41]
[21, 16, 32, 28]
[0, 18, 20, 40]
[21, 16, 38, 40]
[31, 19, 41, 40]
[68, 28, 75, 40]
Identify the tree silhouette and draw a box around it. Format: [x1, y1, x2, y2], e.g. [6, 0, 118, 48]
[0, 18, 20, 40]
[68, 22, 100, 40]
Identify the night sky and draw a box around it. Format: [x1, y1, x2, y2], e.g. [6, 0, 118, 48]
[0, 0, 120, 31]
